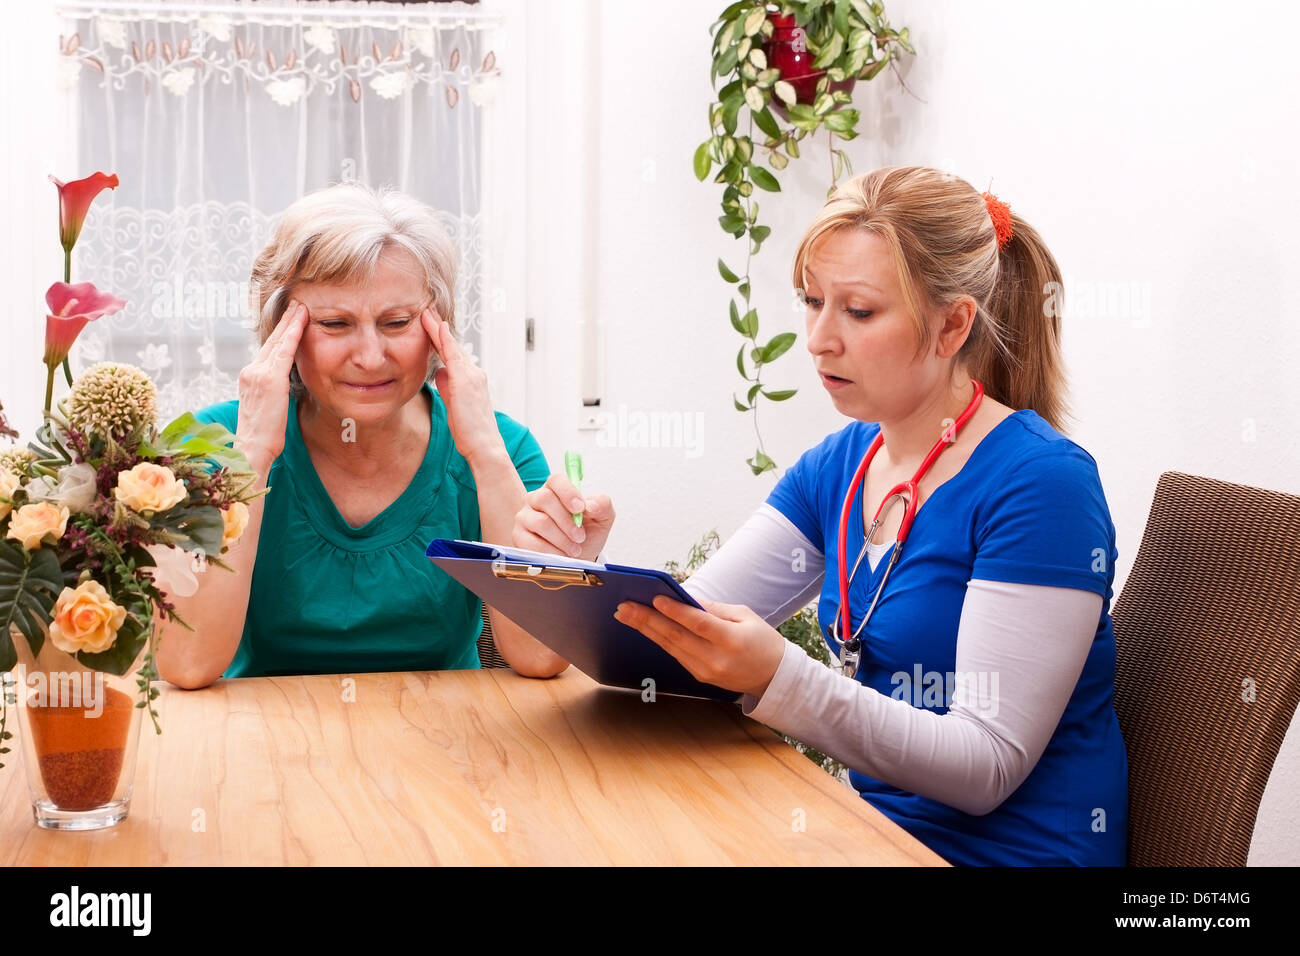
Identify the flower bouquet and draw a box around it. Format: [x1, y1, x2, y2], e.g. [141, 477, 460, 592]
[0, 173, 260, 829]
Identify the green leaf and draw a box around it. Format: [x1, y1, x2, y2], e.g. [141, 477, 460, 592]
[718, 258, 740, 283]
[786, 103, 817, 126]
[755, 68, 780, 89]
[721, 95, 742, 135]
[0, 542, 63, 666]
[753, 105, 781, 139]
[730, 299, 743, 333]
[750, 166, 781, 192]
[750, 224, 772, 243]
[733, 396, 750, 413]
[747, 383, 762, 403]
[738, 180, 754, 197]
[863, 54, 890, 80]
[850, 0, 881, 31]
[748, 47, 767, 70]
[823, 109, 859, 133]
[760, 331, 797, 362]
[814, 92, 834, 115]
[736, 345, 748, 379]
[747, 450, 777, 475]
[693, 141, 712, 181]
[740, 308, 759, 338]
[717, 41, 740, 76]
[738, 281, 751, 300]
[773, 80, 797, 105]
[834, 0, 852, 36]
[769, 150, 789, 171]
[156, 412, 250, 472]
[149, 502, 225, 557]
[719, 213, 747, 235]
[762, 388, 798, 401]
[813, 31, 844, 69]
[742, 5, 766, 36]
[785, 135, 801, 158]
[744, 84, 765, 112]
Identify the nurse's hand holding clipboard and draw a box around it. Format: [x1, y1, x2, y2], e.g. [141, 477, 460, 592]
[511, 492, 785, 698]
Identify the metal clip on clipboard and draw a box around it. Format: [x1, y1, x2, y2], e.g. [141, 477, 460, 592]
[490, 559, 605, 591]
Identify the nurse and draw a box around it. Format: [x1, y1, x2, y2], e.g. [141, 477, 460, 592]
[514, 165, 1128, 866]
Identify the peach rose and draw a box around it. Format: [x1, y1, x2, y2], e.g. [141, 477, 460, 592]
[49, 579, 126, 654]
[221, 500, 249, 550]
[114, 462, 187, 513]
[5, 501, 70, 550]
[0, 468, 19, 520]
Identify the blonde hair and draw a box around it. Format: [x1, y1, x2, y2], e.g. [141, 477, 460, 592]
[792, 165, 1070, 431]
[250, 182, 458, 400]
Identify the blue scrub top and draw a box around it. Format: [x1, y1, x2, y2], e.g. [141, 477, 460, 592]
[767, 409, 1128, 866]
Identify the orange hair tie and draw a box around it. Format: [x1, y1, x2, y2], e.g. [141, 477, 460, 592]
[982, 191, 1013, 250]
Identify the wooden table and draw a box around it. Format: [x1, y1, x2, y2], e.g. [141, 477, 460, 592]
[1, 667, 947, 865]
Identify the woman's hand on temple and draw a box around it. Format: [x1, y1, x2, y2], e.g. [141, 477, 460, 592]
[422, 308, 502, 468]
[613, 597, 786, 699]
[236, 299, 309, 474]
[513, 473, 614, 562]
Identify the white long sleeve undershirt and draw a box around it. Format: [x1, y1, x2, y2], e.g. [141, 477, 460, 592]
[679, 503, 1102, 817]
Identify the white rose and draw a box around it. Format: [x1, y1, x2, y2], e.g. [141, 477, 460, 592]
[49, 463, 98, 513]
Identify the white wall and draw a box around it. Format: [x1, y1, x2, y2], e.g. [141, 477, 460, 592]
[520, 0, 1300, 864]
[4, 0, 1295, 864]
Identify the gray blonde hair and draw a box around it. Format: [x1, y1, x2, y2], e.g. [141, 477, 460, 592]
[793, 165, 1071, 432]
[250, 182, 458, 400]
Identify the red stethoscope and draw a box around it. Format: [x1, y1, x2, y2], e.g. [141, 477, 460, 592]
[830, 380, 984, 677]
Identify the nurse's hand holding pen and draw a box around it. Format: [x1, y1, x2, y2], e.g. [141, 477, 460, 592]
[511, 487, 787, 699]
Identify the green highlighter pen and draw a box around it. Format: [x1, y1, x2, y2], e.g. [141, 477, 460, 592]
[564, 451, 584, 527]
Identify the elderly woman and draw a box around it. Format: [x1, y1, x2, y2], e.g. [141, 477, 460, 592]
[516, 166, 1127, 866]
[157, 184, 567, 687]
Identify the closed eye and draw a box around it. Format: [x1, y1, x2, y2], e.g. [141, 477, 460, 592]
[846, 308, 873, 320]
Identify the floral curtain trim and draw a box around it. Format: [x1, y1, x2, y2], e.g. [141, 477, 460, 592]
[57, 4, 502, 106]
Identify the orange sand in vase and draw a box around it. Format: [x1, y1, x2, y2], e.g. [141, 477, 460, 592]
[25, 684, 134, 811]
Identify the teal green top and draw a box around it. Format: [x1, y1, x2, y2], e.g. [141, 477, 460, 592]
[193, 383, 550, 678]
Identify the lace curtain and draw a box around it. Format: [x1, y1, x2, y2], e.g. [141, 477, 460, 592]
[56, 0, 504, 419]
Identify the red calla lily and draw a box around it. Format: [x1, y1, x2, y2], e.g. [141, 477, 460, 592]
[49, 172, 119, 254]
[44, 281, 127, 368]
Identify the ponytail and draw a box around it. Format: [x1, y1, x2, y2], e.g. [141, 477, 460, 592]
[963, 214, 1071, 432]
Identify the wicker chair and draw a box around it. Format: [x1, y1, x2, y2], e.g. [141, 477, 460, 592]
[477, 603, 508, 668]
[1111, 471, 1300, 866]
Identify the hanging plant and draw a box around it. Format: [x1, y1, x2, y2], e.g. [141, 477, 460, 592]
[694, 0, 914, 474]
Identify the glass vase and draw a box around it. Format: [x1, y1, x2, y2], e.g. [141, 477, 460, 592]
[6, 623, 147, 830]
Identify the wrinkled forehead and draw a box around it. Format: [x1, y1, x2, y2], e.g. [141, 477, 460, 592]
[803, 228, 899, 294]
[291, 245, 429, 314]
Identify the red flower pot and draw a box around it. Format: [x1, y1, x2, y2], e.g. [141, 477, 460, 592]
[764, 13, 855, 120]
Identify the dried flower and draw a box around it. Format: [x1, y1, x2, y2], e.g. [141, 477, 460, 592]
[0, 447, 37, 473]
[66, 362, 157, 437]
[0, 468, 19, 520]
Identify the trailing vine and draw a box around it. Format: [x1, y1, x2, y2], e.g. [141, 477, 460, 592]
[695, 0, 914, 474]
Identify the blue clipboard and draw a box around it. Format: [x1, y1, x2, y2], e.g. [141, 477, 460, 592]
[425, 539, 740, 702]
